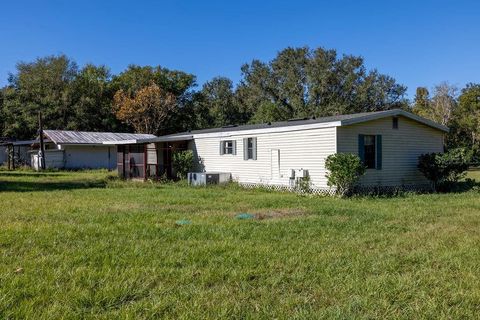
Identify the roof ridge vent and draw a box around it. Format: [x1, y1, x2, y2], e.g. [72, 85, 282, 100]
[287, 117, 309, 122]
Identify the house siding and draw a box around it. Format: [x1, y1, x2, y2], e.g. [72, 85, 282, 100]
[32, 149, 65, 170]
[191, 126, 337, 189]
[337, 116, 445, 186]
[63, 145, 116, 169]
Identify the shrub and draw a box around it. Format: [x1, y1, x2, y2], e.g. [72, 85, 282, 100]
[325, 153, 366, 197]
[172, 150, 194, 180]
[418, 148, 472, 191]
[295, 174, 311, 194]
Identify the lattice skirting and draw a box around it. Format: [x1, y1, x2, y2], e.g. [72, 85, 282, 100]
[239, 183, 336, 196]
[239, 182, 434, 196]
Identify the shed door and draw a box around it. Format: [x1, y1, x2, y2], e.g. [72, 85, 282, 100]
[270, 149, 280, 179]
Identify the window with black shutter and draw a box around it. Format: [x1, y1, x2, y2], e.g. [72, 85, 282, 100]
[364, 135, 376, 169]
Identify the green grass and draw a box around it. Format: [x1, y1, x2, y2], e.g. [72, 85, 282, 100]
[0, 170, 479, 319]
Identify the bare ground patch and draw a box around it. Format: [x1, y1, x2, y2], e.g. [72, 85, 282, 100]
[251, 208, 309, 220]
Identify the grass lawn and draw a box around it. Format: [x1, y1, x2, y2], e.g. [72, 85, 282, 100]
[1, 170, 480, 319]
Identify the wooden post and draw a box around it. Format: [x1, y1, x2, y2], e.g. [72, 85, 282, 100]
[38, 111, 46, 170]
[12, 145, 15, 170]
[7, 144, 12, 170]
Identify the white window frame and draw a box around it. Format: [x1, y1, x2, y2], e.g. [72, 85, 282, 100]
[220, 140, 236, 155]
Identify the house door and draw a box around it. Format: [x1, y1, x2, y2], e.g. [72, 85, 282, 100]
[163, 145, 173, 179]
[270, 149, 280, 179]
[117, 146, 126, 178]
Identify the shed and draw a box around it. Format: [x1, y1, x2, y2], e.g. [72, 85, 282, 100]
[0, 139, 36, 169]
[31, 130, 156, 170]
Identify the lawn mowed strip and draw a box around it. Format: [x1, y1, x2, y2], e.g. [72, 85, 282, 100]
[1, 170, 479, 318]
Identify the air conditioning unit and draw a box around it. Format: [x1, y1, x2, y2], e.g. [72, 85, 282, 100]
[290, 169, 295, 179]
[297, 169, 308, 178]
[188, 172, 231, 186]
[290, 169, 308, 179]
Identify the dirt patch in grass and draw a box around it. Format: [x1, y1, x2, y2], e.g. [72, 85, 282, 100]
[253, 208, 309, 220]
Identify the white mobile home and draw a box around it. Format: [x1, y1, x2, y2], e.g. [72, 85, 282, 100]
[31, 130, 155, 170]
[112, 109, 448, 191]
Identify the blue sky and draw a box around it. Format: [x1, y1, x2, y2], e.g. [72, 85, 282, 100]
[1, 0, 479, 98]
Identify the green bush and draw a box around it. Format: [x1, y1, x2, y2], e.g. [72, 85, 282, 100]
[172, 150, 194, 180]
[325, 153, 366, 197]
[418, 148, 472, 191]
[295, 174, 311, 194]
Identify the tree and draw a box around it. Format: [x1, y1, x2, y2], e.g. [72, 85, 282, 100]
[69, 64, 125, 132]
[413, 87, 430, 115]
[2, 55, 78, 139]
[236, 46, 407, 123]
[113, 83, 177, 135]
[111, 65, 196, 97]
[111, 65, 196, 133]
[414, 82, 458, 126]
[0, 88, 5, 136]
[196, 77, 244, 127]
[451, 83, 480, 150]
[430, 83, 458, 126]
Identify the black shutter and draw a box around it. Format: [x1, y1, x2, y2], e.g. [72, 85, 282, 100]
[376, 135, 382, 170]
[243, 138, 248, 160]
[358, 134, 365, 163]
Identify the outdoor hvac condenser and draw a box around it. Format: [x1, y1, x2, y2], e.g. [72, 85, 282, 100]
[187, 172, 231, 186]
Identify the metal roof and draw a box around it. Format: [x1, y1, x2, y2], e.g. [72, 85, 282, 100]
[0, 139, 40, 146]
[170, 111, 380, 136]
[102, 109, 448, 145]
[43, 130, 156, 145]
[137, 109, 448, 143]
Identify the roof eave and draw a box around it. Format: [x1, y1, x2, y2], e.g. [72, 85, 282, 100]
[141, 135, 194, 143]
[102, 139, 140, 145]
[340, 109, 449, 133]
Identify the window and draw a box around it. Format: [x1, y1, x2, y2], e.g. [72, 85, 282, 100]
[243, 137, 257, 160]
[359, 134, 382, 170]
[220, 140, 236, 155]
[393, 117, 399, 129]
[363, 135, 376, 169]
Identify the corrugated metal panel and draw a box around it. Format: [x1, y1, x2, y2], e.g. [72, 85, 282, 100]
[43, 130, 156, 145]
[337, 116, 444, 186]
[192, 127, 337, 189]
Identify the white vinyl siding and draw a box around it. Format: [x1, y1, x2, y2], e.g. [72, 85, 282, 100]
[63, 145, 116, 169]
[32, 150, 64, 170]
[191, 127, 337, 189]
[337, 116, 444, 186]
